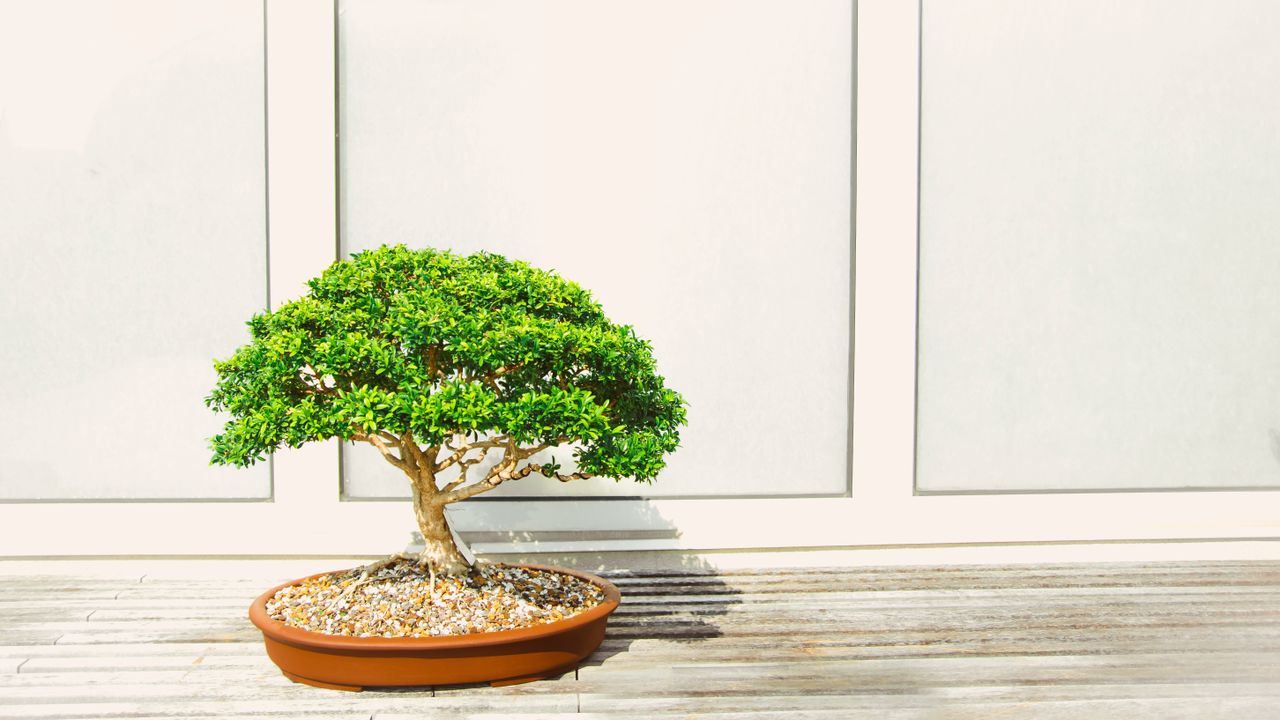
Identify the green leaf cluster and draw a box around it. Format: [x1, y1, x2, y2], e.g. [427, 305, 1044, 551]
[207, 245, 687, 482]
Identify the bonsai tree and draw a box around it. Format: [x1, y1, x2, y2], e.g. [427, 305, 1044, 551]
[206, 245, 686, 575]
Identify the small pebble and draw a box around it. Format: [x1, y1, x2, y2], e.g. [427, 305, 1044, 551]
[266, 560, 606, 638]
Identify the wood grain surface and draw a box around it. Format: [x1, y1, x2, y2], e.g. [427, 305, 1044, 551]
[0, 560, 1277, 718]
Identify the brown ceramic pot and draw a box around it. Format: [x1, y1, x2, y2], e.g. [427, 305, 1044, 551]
[248, 563, 620, 691]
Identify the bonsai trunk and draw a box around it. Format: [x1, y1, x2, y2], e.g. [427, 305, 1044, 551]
[411, 486, 471, 575]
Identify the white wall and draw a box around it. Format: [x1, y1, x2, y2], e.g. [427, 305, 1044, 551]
[916, 0, 1280, 492]
[0, 0, 269, 500]
[336, 0, 854, 499]
[0, 0, 1277, 557]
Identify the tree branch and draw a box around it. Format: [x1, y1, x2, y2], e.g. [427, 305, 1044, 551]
[426, 345, 440, 380]
[352, 431, 407, 471]
[438, 441, 555, 503]
[391, 433, 420, 475]
[477, 362, 525, 395]
[433, 437, 508, 473]
[440, 452, 485, 493]
[440, 472, 505, 503]
[400, 432, 432, 478]
[529, 465, 594, 483]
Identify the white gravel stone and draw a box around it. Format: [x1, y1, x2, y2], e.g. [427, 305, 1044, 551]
[266, 560, 606, 638]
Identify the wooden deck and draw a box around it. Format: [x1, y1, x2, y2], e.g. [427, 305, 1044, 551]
[1, 558, 1278, 718]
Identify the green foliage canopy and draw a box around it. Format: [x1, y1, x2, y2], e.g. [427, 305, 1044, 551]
[206, 245, 687, 484]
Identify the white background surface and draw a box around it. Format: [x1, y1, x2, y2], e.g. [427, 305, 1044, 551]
[0, 0, 1275, 558]
[0, 0, 269, 499]
[337, 0, 854, 498]
[916, 0, 1280, 492]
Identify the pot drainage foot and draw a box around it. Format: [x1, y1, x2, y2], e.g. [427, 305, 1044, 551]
[489, 663, 577, 688]
[281, 669, 364, 692]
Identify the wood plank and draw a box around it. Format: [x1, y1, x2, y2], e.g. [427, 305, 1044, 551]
[609, 565, 1280, 581]
[609, 576, 1280, 596]
[0, 591, 121, 602]
[600, 615, 1280, 643]
[578, 683, 1280, 713]
[609, 598, 1280, 620]
[601, 562, 1280, 579]
[598, 559, 1280, 574]
[54, 630, 260, 646]
[0, 690, 578, 718]
[616, 586, 1280, 606]
[0, 577, 143, 587]
[596, 634, 1280, 657]
[84, 608, 247, 622]
[0, 703, 375, 719]
[574, 652, 1280, 688]
[19, 655, 269, 673]
[586, 638, 1280, 661]
[3, 632, 64, 647]
[0, 609, 96, 623]
[0, 670, 196, 687]
[0, 642, 260, 659]
[415, 698, 1280, 720]
[112, 588, 265, 601]
[0, 599, 247, 610]
[101, 716, 368, 720]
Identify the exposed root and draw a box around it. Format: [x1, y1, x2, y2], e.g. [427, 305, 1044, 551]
[337, 550, 484, 601]
[339, 552, 423, 600]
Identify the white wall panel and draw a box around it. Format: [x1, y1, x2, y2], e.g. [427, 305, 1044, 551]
[0, 0, 269, 499]
[338, 0, 853, 498]
[0, 0, 1278, 555]
[916, 0, 1280, 492]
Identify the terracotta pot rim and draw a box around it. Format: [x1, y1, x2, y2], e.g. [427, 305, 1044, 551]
[248, 562, 621, 652]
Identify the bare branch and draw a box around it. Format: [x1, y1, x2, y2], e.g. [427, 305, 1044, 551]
[440, 473, 504, 503]
[352, 431, 407, 471]
[426, 345, 440, 380]
[529, 464, 595, 483]
[391, 434, 420, 475]
[438, 441, 557, 503]
[433, 437, 508, 473]
[400, 432, 432, 478]
[440, 452, 486, 493]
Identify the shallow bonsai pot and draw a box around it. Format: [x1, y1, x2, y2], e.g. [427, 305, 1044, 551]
[248, 563, 620, 691]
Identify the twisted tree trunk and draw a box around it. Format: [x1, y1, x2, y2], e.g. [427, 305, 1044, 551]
[359, 431, 590, 576]
[409, 476, 471, 575]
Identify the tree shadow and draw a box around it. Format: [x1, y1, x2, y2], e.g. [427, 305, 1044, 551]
[577, 555, 743, 669]
[449, 505, 743, 670]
